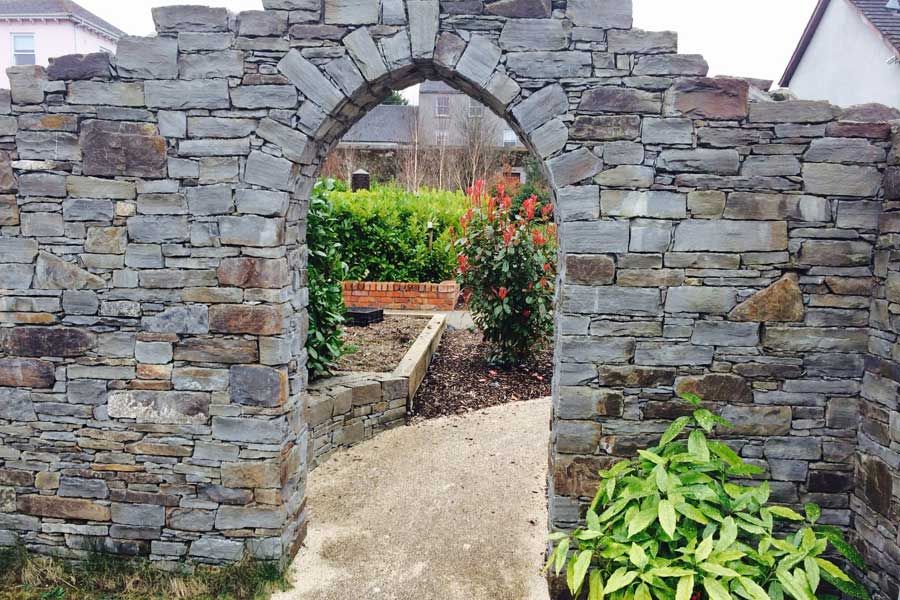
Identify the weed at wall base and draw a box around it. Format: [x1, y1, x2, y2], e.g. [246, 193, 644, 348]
[0, 546, 290, 600]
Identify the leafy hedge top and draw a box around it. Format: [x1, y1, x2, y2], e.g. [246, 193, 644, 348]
[326, 184, 468, 283]
[548, 394, 868, 600]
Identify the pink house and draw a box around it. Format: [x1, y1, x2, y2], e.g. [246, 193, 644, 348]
[0, 0, 123, 88]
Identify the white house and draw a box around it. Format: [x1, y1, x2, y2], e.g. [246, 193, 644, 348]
[780, 0, 900, 108]
[0, 0, 123, 88]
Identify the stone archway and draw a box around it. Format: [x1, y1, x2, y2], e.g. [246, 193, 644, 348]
[0, 2, 898, 597]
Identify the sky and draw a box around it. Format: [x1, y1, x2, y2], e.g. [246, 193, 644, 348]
[78, 0, 818, 102]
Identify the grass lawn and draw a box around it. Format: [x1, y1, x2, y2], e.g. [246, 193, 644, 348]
[0, 546, 289, 600]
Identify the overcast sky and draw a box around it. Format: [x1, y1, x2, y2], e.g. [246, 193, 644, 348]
[79, 0, 817, 101]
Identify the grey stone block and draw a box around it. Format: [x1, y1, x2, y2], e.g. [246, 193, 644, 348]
[512, 84, 568, 133]
[116, 36, 178, 79]
[691, 321, 760, 346]
[665, 286, 736, 314]
[145, 80, 230, 110]
[561, 221, 629, 253]
[244, 151, 295, 192]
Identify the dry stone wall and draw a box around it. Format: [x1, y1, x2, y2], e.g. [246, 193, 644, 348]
[0, 0, 897, 594]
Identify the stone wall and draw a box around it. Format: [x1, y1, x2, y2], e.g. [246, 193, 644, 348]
[0, 0, 896, 593]
[854, 124, 900, 598]
[305, 372, 408, 468]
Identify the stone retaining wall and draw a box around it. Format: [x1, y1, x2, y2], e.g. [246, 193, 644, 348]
[0, 0, 896, 594]
[342, 280, 459, 311]
[305, 373, 408, 468]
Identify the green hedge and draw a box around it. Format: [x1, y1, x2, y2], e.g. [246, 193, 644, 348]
[307, 180, 349, 378]
[326, 184, 468, 283]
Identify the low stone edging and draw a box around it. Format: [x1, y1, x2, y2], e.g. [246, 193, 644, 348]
[342, 280, 459, 311]
[304, 314, 447, 468]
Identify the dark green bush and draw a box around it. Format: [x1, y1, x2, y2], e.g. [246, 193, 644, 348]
[306, 179, 349, 379]
[547, 393, 870, 600]
[326, 184, 467, 283]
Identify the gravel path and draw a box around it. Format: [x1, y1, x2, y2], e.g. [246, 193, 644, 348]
[274, 397, 552, 600]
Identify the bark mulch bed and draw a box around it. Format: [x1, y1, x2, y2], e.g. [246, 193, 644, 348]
[335, 315, 432, 373]
[411, 328, 553, 420]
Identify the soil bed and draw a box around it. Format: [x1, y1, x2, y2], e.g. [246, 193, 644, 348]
[335, 315, 431, 372]
[411, 329, 552, 419]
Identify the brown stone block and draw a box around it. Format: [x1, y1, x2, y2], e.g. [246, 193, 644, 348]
[0, 195, 18, 225]
[1, 326, 95, 357]
[136, 363, 172, 380]
[825, 121, 892, 140]
[664, 77, 749, 120]
[21, 114, 79, 132]
[18, 494, 110, 521]
[825, 277, 875, 296]
[0, 151, 15, 192]
[860, 455, 892, 517]
[209, 304, 284, 336]
[675, 373, 752, 404]
[566, 255, 615, 285]
[729, 274, 804, 323]
[597, 365, 675, 387]
[571, 115, 641, 141]
[81, 120, 166, 178]
[552, 455, 617, 498]
[0, 313, 56, 325]
[174, 337, 259, 364]
[128, 380, 172, 391]
[0, 358, 55, 388]
[0, 468, 34, 486]
[218, 257, 290, 289]
[221, 459, 280, 489]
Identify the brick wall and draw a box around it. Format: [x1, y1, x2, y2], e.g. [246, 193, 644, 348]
[342, 280, 459, 311]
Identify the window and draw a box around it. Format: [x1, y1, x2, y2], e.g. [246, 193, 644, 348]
[503, 129, 518, 147]
[12, 34, 35, 66]
[435, 129, 449, 146]
[468, 98, 484, 118]
[434, 95, 450, 118]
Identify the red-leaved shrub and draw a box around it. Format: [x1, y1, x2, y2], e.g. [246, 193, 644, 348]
[456, 180, 557, 365]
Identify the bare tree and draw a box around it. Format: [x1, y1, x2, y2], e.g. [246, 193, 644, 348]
[321, 144, 359, 184]
[449, 103, 505, 191]
[397, 111, 424, 193]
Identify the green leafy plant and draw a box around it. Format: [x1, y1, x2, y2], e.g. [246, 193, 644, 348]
[547, 393, 869, 600]
[326, 184, 468, 283]
[306, 179, 349, 379]
[456, 180, 556, 365]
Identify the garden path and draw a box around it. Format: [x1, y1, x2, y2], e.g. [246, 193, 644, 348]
[274, 397, 551, 600]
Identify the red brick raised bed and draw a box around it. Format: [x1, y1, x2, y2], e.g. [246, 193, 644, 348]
[342, 280, 459, 311]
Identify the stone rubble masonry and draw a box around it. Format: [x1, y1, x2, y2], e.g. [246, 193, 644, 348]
[0, 1, 896, 596]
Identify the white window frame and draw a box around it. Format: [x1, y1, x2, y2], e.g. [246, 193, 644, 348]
[11, 33, 36, 66]
[434, 95, 450, 118]
[435, 129, 449, 146]
[502, 129, 518, 147]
